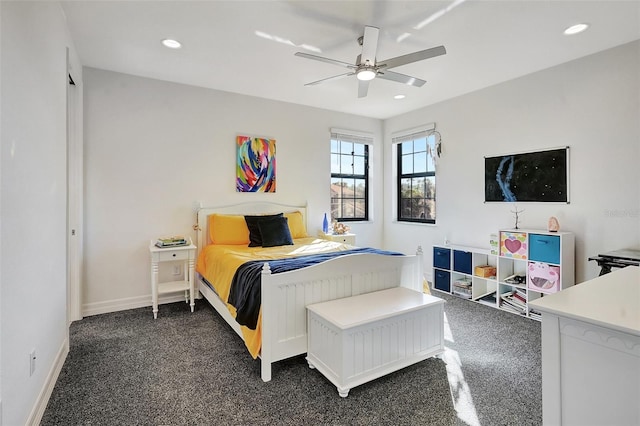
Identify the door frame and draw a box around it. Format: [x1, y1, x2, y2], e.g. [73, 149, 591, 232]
[67, 48, 83, 323]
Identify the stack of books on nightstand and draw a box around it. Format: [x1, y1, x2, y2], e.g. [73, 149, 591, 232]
[155, 236, 188, 248]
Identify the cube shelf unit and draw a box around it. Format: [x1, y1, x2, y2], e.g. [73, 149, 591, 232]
[432, 229, 575, 321]
[432, 245, 498, 302]
[498, 229, 574, 320]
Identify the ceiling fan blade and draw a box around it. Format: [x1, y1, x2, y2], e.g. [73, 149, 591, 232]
[360, 26, 379, 66]
[295, 52, 356, 69]
[358, 80, 370, 98]
[377, 70, 426, 87]
[304, 72, 355, 86]
[378, 45, 446, 70]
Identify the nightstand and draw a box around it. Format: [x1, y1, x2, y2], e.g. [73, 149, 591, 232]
[149, 239, 197, 319]
[318, 231, 356, 245]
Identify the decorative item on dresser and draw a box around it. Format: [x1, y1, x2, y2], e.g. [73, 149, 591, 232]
[331, 220, 350, 235]
[433, 228, 574, 320]
[195, 202, 424, 382]
[149, 237, 197, 319]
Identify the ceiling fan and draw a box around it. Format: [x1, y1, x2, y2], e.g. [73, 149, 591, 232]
[295, 26, 446, 98]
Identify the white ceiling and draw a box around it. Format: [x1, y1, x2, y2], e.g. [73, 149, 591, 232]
[61, 0, 640, 120]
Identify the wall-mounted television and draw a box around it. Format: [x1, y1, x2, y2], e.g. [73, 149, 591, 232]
[484, 147, 569, 203]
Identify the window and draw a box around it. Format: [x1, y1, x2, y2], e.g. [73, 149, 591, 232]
[394, 126, 437, 224]
[330, 130, 371, 221]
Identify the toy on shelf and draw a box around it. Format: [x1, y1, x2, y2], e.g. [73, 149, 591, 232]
[548, 216, 560, 232]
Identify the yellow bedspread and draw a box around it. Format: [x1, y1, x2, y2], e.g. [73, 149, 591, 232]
[196, 237, 354, 358]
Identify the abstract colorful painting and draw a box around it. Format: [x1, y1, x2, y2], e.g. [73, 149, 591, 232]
[236, 135, 276, 192]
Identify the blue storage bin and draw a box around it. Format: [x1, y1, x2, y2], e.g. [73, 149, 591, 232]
[433, 247, 451, 270]
[434, 269, 450, 292]
[453, 250, 473, 274]
[529, 234, 561, 264]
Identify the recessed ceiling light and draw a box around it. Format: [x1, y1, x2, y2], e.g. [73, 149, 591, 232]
[394, 94, 406, 100]
[564, 23, 589, 35]
[161, 39, 182, 49]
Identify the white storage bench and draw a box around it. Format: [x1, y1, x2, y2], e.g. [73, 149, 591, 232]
[306, 287, 445, 397]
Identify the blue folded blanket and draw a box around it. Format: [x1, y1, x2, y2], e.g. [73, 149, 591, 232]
[227, 247, 402, 329]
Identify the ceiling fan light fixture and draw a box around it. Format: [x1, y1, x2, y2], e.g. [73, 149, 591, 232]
[356, 68, 376, 81]
[296, 25, 446, 98]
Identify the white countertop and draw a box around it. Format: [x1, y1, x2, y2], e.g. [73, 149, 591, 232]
[529, 266, 640, 335]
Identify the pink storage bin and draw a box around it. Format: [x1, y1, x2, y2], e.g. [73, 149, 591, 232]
[527, 262, 560, 294]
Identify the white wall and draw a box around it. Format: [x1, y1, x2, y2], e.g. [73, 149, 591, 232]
[0, 2, 82, 424]
[383, 40, 640, 284]
[82, 68, 382, 313]
[0, 2, 3, 419]
[83, 41, 640, 312]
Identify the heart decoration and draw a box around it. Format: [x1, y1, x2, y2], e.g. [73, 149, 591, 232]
[504, 238, 522, 254]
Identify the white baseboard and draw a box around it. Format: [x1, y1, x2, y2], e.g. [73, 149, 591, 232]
[82, 294, 188, 317]
[26, 337, 69, 426]
[23, 294, 188, 425]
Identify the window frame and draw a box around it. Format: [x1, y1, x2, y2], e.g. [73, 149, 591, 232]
[394, 125, 437, 224]
[330, 130, 371, 222]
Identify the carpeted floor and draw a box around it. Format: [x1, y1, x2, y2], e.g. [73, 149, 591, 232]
[41, 291, 542, 426]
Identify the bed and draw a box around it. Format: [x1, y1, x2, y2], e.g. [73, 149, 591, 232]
[195, 201, 425, 382]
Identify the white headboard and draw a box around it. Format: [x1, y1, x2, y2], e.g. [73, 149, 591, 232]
[195, 201, 308, 253]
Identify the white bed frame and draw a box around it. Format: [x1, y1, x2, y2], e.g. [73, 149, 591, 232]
[195, 202, 424, 382]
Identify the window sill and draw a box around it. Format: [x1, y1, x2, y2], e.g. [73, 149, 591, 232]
[335, 220, 372, 224]
[392, 220, 437, 227]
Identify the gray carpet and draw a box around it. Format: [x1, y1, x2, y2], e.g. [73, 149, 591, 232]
[41, 292, 542, 425]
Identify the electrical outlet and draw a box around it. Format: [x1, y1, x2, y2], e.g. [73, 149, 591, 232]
[173, 265, 181, 275]
[29, 350, 36, 376]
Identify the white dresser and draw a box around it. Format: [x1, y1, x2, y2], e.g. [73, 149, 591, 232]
[529, 266, 640, 426]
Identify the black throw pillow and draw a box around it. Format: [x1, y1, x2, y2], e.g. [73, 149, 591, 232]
[244, 213, 283, 247]
[258, 216, 294, 248]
